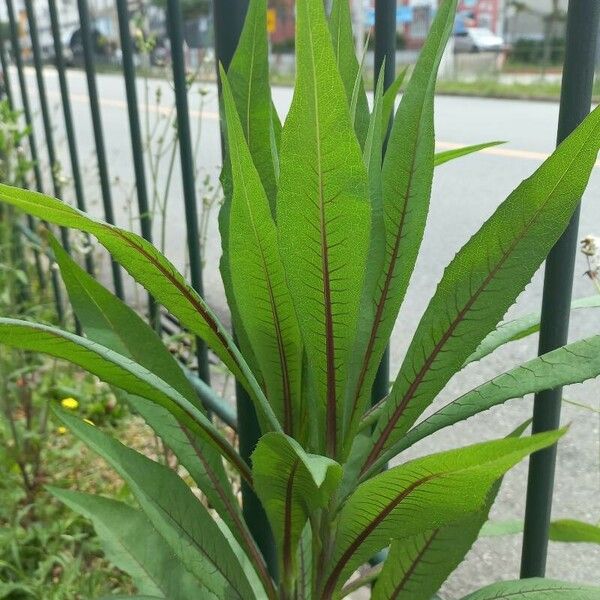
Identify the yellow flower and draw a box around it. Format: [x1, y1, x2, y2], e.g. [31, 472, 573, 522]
[60, 397, 79, 410]
[56, 426, 68, 435]
[83, 419, 95, 427]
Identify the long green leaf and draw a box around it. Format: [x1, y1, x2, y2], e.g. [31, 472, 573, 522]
[344, 0, 458, 440]
[123, 396, 275, 598]
[371, 421, 531, 600]
[343, 70, 387, 440]
[482, 519, 600, 544]
[221, 68, 303, 437]
[277, 0, 371, 458]
[48, 488, 201, 600]
[459, 578, 600, 600]
[0, 318, 250, 482]
[54, 409, 267, 600]
[322, 429, 564, 597]
[467, 294, 600, 364]
[252, 432, 342, 581]
[0, 183, 278, 433]
[48, 235, 257, 561]
[362, 69, 387, 301]
[381, 67, 408, 128]
[297, 523, 313, 600]
[434, 141, 505, 167]
[126, 398, 236, 523]
[48, 234, 199, 405]
[396, 334, 600, 456]
[227, 0, 278, 207]
[549, 519, 600, 544]
[329, 0, 369, 147]
[372, 525, 480, 600]
[361, 104, 600, 476]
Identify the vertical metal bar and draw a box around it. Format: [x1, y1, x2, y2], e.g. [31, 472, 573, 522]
[115, 0, 157, 326]
[0, 40, 15, 108]
[165, 0, 210, 385]
[213, 0, 278, 580]
[24, 0, 71, 255]
[48, 0, 94, 276]
[0, 36, 46, 292]
[6, 0, 45, 195]
[520, 0, 600, 579]
[375, 0, 397, 92]
[1, 40, 31, 306]
[6, 0, 66, 321]
[371, 0, 396, 414]
[368, 0, 397, 571]
[76, 0, 124, 299]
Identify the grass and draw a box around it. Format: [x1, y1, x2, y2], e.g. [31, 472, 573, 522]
[436, 77, 600, 102]
[73, 60, 600, 103]
[0, 396, 136, 600]
[0, 348, 236, 599]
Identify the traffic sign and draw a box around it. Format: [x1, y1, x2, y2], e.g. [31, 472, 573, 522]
[267, 8, 276, 33]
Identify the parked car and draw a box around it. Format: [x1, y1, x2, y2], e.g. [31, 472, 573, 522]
[454, 27, 504, 53]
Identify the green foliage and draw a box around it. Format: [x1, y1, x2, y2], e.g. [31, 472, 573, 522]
[0, 102, 33, 185]
[1, 1, 600, 599]
[252, 432, 342, 583]
[0, 416, 135, 599]
[459, 578, 600, 600]
[369, 421, 531, 600]
[47, 488, 200, 599]
[481, 517, 600, 545]
[510, 37, 566, 66]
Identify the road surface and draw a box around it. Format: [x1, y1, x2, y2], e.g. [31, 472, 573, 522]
[7, 66, 600, 594]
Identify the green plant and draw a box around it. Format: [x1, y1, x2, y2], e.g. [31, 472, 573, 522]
[0, 415, 137, 600]
[0, 0, 600, 598]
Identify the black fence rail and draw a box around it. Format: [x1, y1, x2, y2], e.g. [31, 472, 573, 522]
[1, 0, 598, 582]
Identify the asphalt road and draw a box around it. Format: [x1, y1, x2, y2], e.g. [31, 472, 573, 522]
[8, 66, 600, 595]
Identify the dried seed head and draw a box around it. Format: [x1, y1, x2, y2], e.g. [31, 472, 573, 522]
[580, 235, 600, 257]
[581, 235, 600, 280]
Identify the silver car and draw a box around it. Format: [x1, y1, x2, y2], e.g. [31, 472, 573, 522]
[454, 27, 505, 53]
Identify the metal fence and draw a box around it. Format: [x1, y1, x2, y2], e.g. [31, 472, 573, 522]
[1, 0, 599, 584]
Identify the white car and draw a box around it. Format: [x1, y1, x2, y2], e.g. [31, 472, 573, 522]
[454, 27, 505, 53]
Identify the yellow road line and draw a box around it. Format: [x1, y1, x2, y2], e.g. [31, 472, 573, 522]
[44, 89, 600, 168]
[435, 141, 600, 168]
[47, 89, 221, 120]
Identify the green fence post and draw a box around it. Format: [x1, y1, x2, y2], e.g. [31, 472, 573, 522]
[164, 0, 210, 386]
[0, 36, 46, 293]
[23, 0, 72, 257]
[371, 0, 395, 416]
[75, 0, 124, 299]
[368, 0, 397, 570]
[47, 0, 94, 276]
[1, 39, 30, 305]
[375, 0, 397, 92]
[520, 0, 600, 579]
[0, 40, 14, 108]
[6, 0, 44, 195]
[115, 0, 157, 327]
[6, 0, 65, 322]
[213, 0, 278, 580]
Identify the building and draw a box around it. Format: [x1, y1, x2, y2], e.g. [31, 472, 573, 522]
[0, 1, 80, 53]
[268, 0, 295, 47]
[456, 0, 501, 33]
[0, 0, 170, 59]
[504, 0, 568, 42]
